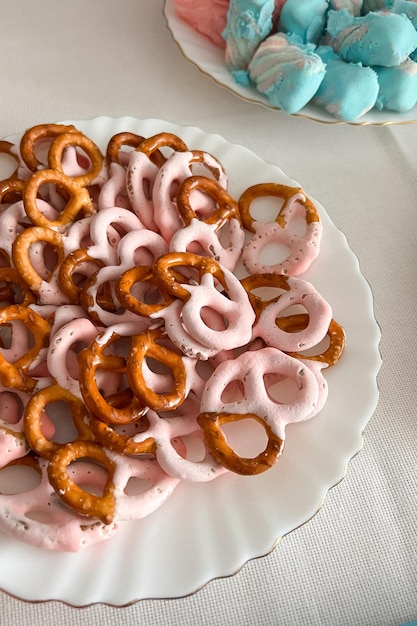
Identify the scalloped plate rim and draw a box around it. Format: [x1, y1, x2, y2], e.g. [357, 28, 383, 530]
[0, 115, 381, 606]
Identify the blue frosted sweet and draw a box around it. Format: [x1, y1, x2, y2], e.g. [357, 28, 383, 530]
[247, 33, 326, 113]
[219, 0, 417, 120]
[326, 9, 417, 66]
[374, 59, 417, 112]
[223, 0, 275, 70]
[390, 0, 417, 28]
[279, 0, 329, 44]
[314, 45, 379, 120]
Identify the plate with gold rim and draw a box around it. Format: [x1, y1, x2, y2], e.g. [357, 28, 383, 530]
[163, 0, 417, 126]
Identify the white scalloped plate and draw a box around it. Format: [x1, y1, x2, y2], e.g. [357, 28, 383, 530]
[0, 116, 381, 606]
[163, 0, 417, 126]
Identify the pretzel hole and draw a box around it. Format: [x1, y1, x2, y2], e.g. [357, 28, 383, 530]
[0, 391, 25, 424]
[180, 238, 208, 258]
[95, 372, 126, 399]
[190, 162, 219, 180]
[62, 146, 92, 173]
[175, 434, 206, 462]
[67, 459, 110, 497]
[94, 282, 121, 314]
[0, 463, 41, 494]
[157, 145, 181, 162]
[221, 418, 268, 459]
[195, 358, 216, 381]
[0, 153, 18, 180]
[124, 476, 152, 496]
[216, 221, 235, 247]
[0, 281, 27, 306]
[0, 323, 13, 350]
[97, 379, 131, 408]
[35, 181, 71, 209]
[186, 188, 220, 219]
[249, 196, 285, 223]
[28, 241, 59, 278]
[30, 138, 51, 168]
[249, 285, 288, 301]
[63, 340, 90, 378]
[68, 263, 101, 291]
[264, 375, 299, 404]
[0, 321, 33, 354]
[275, 311, 309, 331]
[141, 285, 165, 306]
[220, 379, 245, 403]
[70, 339, 90, 354]
[143, 356, 175, 393]
[108, 222, 133, 244]
[41, 401, 78, 444]
[296, 333, 331, 358]
[285, 213, 308, 237]
[0, 251, 11, 269]
[132, 247, 159, 266]
[101, 335, 131, 359]
[167, 264, 200, 287]
[200, 306, 229, 331]
[141, 177, 153, 201]
[116, 146, 135, 165]
[93, 227, 120, 251]
[76, 231, 94, 250]
[127, 279, 166, 307]
[258, 241, 291, 267]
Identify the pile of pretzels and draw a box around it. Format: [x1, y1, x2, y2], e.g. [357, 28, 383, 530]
[0, 123, 345, 550]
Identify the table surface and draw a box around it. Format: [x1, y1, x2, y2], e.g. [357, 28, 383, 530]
[0, 2, 416, 625]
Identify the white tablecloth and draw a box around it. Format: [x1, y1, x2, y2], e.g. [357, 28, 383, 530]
[0, 2, 416, 624]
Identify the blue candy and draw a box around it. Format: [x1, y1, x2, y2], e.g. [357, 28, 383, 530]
[327, 9, 417, 66]
[279, 0, 329, 44]
[374, 59, 417, 112]
[314, 45, 379, 120]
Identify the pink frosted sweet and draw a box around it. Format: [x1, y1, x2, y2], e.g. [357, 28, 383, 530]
[173, 0, 230, 48]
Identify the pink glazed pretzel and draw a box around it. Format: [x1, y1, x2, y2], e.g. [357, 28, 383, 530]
[130, 409, 228, 482]
[0, 305, 51, 392]
[239, 183, 322, 276]
[151, 150, 228, 242]
[197, 411, 284, 475]
[12, 226, 70, 305]
[171, 175, 245, 271]
[47, 130, 105, 188]
[241, 273, 333, 353]
[47, 439, 181, 524]
[0, 455, 119, 551]
[23, 383, 94, 460]
[200, 346, 320, 441]
[153, 252, 255, 353]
